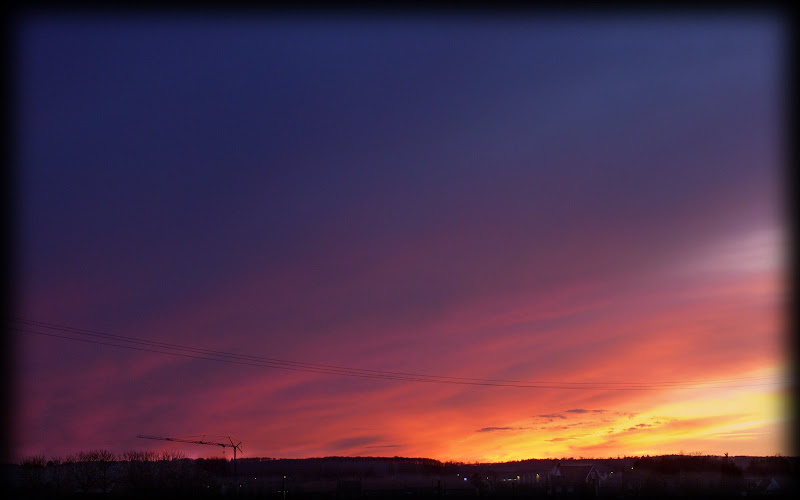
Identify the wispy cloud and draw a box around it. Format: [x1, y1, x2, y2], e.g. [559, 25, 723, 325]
[534, 413, 566, 422]
[565, 409, 605, 414]
[329, 436, 384, 451]
[476, 426, 528, 433]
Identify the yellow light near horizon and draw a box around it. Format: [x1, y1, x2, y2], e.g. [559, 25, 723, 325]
[585, 379, 787, 457]
[443, 364, 789, 462]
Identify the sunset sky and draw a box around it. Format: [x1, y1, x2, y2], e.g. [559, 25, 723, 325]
[12, 12, 790, 463]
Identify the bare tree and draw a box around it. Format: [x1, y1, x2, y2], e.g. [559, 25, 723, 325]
[73, 449, 117, 493]
[20, 455, 47, 491]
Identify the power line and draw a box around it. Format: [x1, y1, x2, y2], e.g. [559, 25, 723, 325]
[13, 318, 782, 389]
[12, 318, 783, 391]
[16, 318, 777, 386]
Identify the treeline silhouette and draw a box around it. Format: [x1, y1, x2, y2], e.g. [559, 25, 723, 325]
[632, 454, 743, 476]
[5, 451, 797, 499]
[9, 449, 231, 498]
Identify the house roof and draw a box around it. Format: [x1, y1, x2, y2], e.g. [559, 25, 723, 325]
[555, 464, 596, 482]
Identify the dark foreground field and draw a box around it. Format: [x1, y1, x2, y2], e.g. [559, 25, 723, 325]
[4, 453, 797, 499]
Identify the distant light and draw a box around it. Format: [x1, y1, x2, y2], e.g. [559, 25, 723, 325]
[464, 478, 467, 481]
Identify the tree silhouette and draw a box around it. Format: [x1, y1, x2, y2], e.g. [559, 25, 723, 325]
[71, 449, 117, 493]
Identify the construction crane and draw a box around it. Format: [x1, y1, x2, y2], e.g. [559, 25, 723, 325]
[137, 434, 243, 473]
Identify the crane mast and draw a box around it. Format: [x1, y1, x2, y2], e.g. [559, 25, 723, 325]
[137, 434, 243, 473]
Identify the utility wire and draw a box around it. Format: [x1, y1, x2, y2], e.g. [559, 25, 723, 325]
[13, 318, 781, 389]
[16, 318, 487, 382]
[12, 318, 783, 391]
[15, 318, 777, 386]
